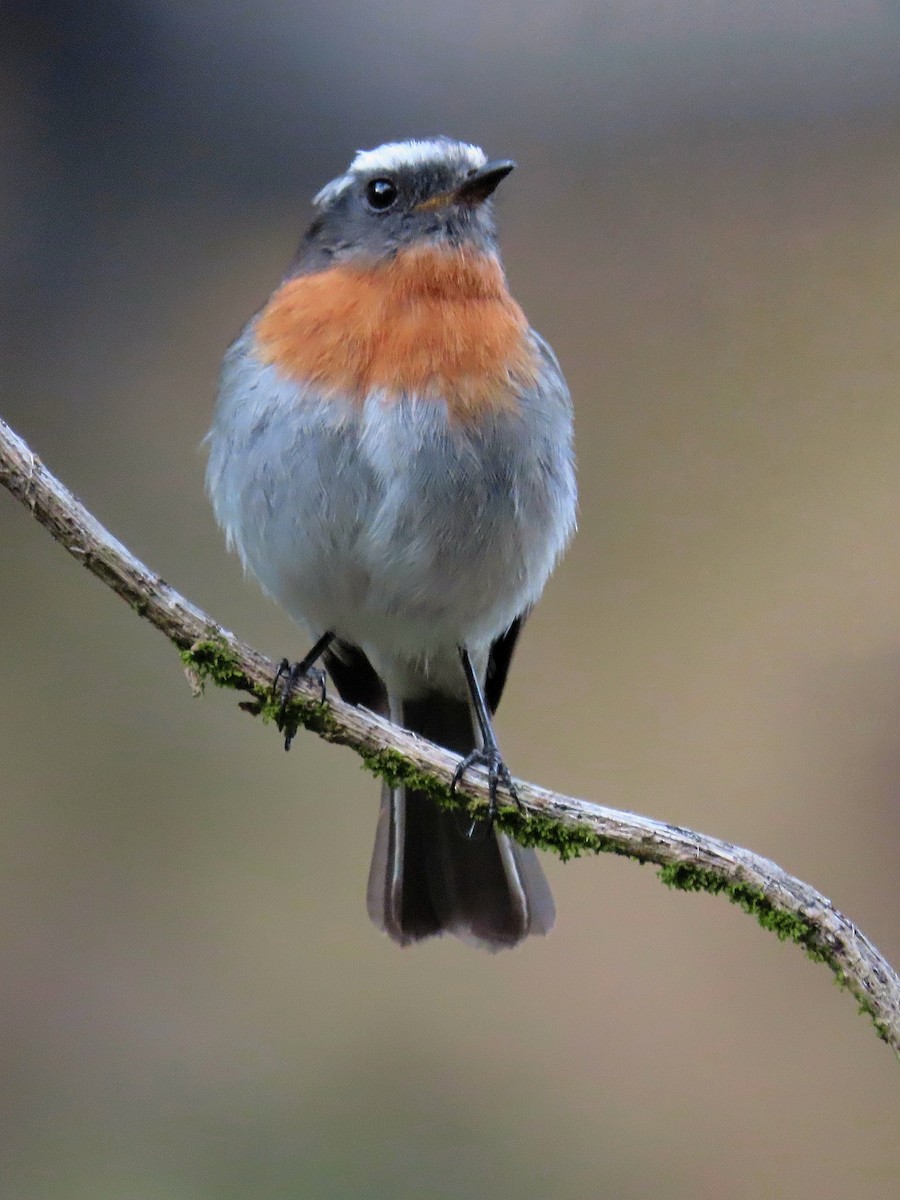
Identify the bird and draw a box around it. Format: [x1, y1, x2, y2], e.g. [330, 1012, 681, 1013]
[206, 137, 577, 950]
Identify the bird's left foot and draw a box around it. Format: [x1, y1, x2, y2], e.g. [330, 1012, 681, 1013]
[272, 657, 327, 751]
[451, 746, 521, 821]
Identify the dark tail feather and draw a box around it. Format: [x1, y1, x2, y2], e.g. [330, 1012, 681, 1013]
[367, 692, 555, 951]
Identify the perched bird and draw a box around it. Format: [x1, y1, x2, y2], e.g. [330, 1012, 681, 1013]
[206, 138, 577, 950]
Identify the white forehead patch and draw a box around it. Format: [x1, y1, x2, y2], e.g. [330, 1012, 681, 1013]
[350, 139, 487, 177]
[313, 139, 488, 208]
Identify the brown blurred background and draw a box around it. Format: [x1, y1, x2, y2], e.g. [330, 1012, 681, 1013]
[2, 3, 900, 1197]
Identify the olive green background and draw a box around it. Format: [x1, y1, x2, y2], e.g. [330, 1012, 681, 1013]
[2, 4, 899, 1197]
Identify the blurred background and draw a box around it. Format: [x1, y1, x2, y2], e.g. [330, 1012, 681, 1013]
[2, 2, 900, 1197]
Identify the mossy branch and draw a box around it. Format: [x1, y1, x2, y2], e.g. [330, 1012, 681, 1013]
[2, 413, 898, 1055]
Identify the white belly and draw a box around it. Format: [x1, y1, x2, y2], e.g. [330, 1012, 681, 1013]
[206, 335, 576, 689]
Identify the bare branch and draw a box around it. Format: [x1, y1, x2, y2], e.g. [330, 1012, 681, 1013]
[2, 413, 898, 1054]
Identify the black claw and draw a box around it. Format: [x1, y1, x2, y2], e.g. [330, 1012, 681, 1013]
[272, 657, 327, 751]
[272, 657, 291, 695]
[451, 746, 521, 821]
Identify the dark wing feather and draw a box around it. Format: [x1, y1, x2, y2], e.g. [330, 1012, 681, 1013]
[484, 611, 529, 714]
[323, 639, 388, 716]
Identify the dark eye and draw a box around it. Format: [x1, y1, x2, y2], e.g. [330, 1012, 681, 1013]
[365, 178, 398, 211]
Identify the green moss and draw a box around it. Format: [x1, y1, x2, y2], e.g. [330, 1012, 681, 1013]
[357, 751, 645, 865]
[359, 748, 451, 801]
[179, 636, 246, 690]
[179, 635, 337, 740]
[496, 808, 644, 864]
[856, 998, 891, 1044]
[659, 863, 892, 1043]
[256, 691, 337, 741]
[658, 862, 825, 955]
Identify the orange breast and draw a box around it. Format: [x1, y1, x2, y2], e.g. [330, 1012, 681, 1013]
[254, 244, 539, 421]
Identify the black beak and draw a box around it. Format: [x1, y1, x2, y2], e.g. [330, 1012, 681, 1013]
[454, 159, 516, 204]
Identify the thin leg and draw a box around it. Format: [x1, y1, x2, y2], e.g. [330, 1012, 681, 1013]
[451, 646, 520, 817]
[273, 631, 334, 750]
[460, 647, 497, 751]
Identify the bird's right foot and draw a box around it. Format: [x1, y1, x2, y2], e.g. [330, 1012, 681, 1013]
[451, 744, 521, 826]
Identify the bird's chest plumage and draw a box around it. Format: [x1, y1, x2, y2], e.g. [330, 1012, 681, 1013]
[253, 244, 540, 423]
